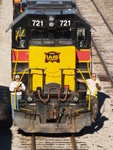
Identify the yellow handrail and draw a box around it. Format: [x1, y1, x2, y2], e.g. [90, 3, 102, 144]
[15, 90, 16, 110]
[16, 68, 29, 88]
[21, 29, 25, 37]
[13, 50, 18, 81]
[14, 68, 29, 110]
[15, 30, 19, 41]
[10, 94, 12, 105]
[77, 68, 91, 110]
[87, 61, 91, 79]
[11, 50, 18, 109]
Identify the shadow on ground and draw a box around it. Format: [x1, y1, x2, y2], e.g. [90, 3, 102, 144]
[76, 91, 110, 136]
[0, 129, 12, 150]
[0, 86, 12, 150]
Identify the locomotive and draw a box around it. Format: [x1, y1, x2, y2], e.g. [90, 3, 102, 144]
[10, 0, 92, 133]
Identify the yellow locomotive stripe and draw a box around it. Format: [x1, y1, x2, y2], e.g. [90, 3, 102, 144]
[77, 49, 90, 51]
[12, 61, 28, 63]
[77, 61, 90, 62]
[12, 49, 29, 51]
[14, 0, 21, 3]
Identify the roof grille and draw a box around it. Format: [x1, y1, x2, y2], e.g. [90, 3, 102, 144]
[27, 0, 76, 9]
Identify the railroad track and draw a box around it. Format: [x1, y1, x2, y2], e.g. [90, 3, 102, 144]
[31, 134, 36, 150]
[71, 134, 77, 150]
[11, 126, 90, 150]
[11, 128, 74, 150]
[93, 0, 113, 30]
[91, 0, 113, 34]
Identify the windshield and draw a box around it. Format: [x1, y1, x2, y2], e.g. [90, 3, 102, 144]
[30, 29, 74, 46]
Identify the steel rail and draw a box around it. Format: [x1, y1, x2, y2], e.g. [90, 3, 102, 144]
[31, 134, 36, 150]
[75, 1, 113, 84]
[91, 36, 113, 84]
[91, 0, 113, 34]
[71, 134, 78, 150]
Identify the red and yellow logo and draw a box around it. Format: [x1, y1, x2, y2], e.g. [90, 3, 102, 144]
[45, 51, 60, 63]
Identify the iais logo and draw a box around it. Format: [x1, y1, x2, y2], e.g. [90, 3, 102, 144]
[45, 51, 60, 63]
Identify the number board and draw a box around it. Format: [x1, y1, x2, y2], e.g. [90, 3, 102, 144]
[28, 19, 47, 28]
[56, 19, 74, 28]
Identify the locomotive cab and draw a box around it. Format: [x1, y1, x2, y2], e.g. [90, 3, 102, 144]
[11, 0, 92, 133]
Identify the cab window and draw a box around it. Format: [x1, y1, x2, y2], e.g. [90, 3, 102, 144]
[77, 28, 87, 49]
[13, 26, 26, 48]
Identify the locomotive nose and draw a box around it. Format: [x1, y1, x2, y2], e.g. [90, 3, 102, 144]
[29, 46, 76, 92]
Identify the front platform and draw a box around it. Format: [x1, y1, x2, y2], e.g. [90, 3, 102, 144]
[14, 110, 91, 133]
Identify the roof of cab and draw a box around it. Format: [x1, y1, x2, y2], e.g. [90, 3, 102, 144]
[7, 0, 91, 31]
[27, 0, 76, 8]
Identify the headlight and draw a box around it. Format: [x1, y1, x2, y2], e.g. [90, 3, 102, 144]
[49, 22, 54, 27]
[27, 96, 33, 102]
[72, 95, 79, 102]
[49, 16, 54, 21]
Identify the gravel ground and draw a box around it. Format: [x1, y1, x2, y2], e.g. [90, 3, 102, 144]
[0, 0, 12, 87]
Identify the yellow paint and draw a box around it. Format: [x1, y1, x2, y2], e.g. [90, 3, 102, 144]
[15, 30, 19, 41]
[77, 61, 90, 63]
[12, 61, 28, 63]
[77, 71, 89, 73]
[79, 49, 90, 51]
[21, 29, 25, 37]
[12, 49, 29, 51]
[87, 61, 91, 78]
[13, 50, 18, 81]
[15, 28, 25, 41]
[29, 46, 76, 91]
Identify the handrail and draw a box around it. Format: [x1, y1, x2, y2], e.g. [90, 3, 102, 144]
[13, 67, 45, 110]
[16, 68, 29, 88]
[77, 68, 91, 110]
[15, 90, 17, 110]
[87, 61, 91, 79]
[15, 30, 19, 41]
[14, 68, 29, 109]
[12, 50, 18, 109]
[15, 67, 45, 89]
[13, 50, 18, 81]
[21, 29, 25, 37]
